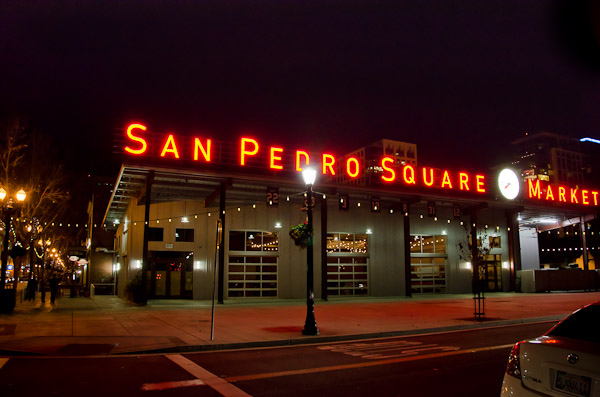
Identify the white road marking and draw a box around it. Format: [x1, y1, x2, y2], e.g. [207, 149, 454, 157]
[318, 340, 461, 359]
[141, 379, 205, 391]
[226, 343, 514, 383]
[0, 358, 8, 370]
[167, 354, 252, 397]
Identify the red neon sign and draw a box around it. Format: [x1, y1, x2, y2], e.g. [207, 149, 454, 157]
[527, 179, 598, 206]
[240, 138, 259, 165]
[295, 150, 310, 171]
[346, 157, 360, 178]
[270, 147, 284, 170]
[122, 123, 598, 207]
[194, 138, 211, 162]
[160, 134, 180, 158]
[125, 124, 147, 155]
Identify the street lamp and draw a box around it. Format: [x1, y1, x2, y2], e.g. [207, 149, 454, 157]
[1, 187, 26, 287]
[0, 187, 26, 311]
[301, 167, 319, 335]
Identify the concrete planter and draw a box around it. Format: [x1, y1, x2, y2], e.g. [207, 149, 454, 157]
[0, 289, 16, 313]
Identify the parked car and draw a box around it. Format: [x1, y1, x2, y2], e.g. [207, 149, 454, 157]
[501, 301, 600, 397]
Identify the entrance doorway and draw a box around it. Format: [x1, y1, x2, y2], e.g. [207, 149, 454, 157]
[148, 251, 193, 298]
[479, 254, 503, 292]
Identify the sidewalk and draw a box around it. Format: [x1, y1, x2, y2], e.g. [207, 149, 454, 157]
[1, 291, 599, 356]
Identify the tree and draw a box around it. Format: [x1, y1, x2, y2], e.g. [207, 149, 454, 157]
[456, 219, 495, 319]
[0, 117, 74, 288]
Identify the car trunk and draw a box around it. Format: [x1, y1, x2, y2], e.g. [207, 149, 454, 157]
[519, 337, 600, 397]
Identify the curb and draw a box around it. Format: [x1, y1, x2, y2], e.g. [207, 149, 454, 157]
[117, 314, 565, 356]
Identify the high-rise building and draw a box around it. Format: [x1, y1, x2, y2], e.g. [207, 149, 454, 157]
[331, 139, 417, 185]
[510, 132, 590, 187]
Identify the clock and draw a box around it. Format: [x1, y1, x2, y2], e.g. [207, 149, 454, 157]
[498, 168, 520, 200]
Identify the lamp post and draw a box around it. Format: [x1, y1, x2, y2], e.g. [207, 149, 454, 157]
[0, 188, 26, 289]
[0, 188, 26, 312]
[301, 167, 319, 335]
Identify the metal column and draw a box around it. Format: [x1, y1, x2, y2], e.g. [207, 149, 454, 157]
[217, 181, 226, 304]
[141, 170, 154, 302]
[403, 209, 412, 297]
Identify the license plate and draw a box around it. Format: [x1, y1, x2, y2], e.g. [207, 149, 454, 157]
[554, 370, 591, 397]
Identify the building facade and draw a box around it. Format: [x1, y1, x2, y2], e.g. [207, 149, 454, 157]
[104, 124, 599, 301]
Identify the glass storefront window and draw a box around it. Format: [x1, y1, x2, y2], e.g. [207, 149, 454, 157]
[327, 233, 369, 254]
[340, 233, 354, 252]
[229, 231, 245, 251]
[228, 230, 279, 298]
[355, 234, 368, 253]
[326, 232, 369, 296]
[422, 236, 434, 253]
[326, 234, 339, 252]
[410, 236, 422, 253]
[246, 231, 261, 251]
[261, 232, 279, 251]
[411, 235, 447, 254]
[229, 231, 279, 252]
[434, 236, 447, 253]
[410, 234, 448, 294]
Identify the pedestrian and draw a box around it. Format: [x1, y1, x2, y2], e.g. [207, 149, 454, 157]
[28, 277, 38, 302]
[50, 274, 60, 304]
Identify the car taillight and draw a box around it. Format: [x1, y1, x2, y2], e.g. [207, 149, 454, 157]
[505, 342, 521, 378]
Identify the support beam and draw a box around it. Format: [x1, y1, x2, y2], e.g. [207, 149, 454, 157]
[141, 171, 154, 302]
[205, 179, 232, 208]
[581, 217, 589, 271]
[320, 195, 328, 301]
[403, 208, 412, 297]
[506, 211, 521, 291]
[217, 181, 226, 304]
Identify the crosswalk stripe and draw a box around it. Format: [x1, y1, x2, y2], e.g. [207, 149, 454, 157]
[141, 379, 205, 391]
[226, 344, 514, 383]
[167, 354, 252, 397]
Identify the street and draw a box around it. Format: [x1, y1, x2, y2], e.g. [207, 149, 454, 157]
[0, 321, 555, 397]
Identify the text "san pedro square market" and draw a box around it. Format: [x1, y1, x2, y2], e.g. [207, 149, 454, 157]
[123, 123, 599, 207]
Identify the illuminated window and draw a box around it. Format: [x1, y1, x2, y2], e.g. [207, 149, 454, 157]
[489, 236, 501, 248]
[227, 230, 279, 298]
[326, 232, 369, 296]
[175, 228, 194, 242]
[410, 235, 447, 294]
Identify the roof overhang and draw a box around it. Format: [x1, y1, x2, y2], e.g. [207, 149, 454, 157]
[103, 163, 596, 231]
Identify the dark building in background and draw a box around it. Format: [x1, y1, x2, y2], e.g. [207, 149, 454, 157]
[510, 132, 591, 187]
[329, 139, 418, 186]
[506, 132, 599, 273]
[86, 176, 116, 295]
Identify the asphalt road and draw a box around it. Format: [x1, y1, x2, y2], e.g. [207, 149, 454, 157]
[0, 321, 556, 397]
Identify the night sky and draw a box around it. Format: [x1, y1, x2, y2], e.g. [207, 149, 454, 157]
[2, 0, 600, 177]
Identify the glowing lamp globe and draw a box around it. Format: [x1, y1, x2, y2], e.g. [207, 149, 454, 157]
[16, 189, 26, 202]
[302, 167, 317, 186]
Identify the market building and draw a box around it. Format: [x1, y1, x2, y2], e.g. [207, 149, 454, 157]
[102, 123, 599, 301]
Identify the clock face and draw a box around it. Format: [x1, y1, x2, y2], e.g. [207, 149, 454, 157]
[498, 169, 520, 200]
